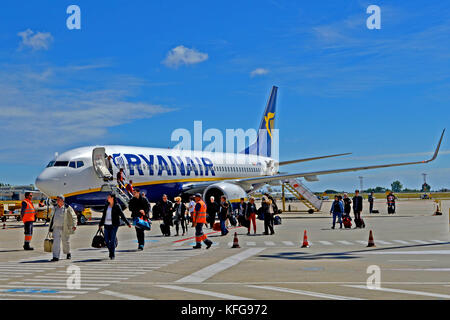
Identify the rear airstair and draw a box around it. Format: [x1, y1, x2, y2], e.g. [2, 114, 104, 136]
[283, 178, 322, 211]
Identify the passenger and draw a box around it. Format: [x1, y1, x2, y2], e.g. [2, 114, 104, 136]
[192, 193, 213, 249]
[352, 190, 363, 228]
[330, 195, 344, 229]
[105, 155, 114, 176]
[368, 191, 375, 213]
[238, 197, 247, 227]
[21, 192, 36, 250]
[157, 194, 173, 236]
[262, 196, 275, 235]
[206, 196, 219, 229]
[125, 180, 134, 198]
[343, 193, 352, 217]
[173, 196, 187, 236]
[116, 168, 126, 190]
[188, 195, 195, 223]
[128, 188, 150, 250]
[245, 196, 257, 235]
[218, 196, 229, 236]
[49, 195, 77, 261]
[99, 193, 131, 260]
[387, 192, 396, 214]
[264, 193, 278, 212]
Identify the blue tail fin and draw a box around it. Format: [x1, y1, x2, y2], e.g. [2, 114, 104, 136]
[241, 86, 278, 157]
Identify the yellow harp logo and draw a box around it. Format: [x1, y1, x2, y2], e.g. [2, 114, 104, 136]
[264, 112, 275, 139]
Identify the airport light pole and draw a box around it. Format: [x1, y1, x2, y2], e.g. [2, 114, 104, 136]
[358, 176, 364, 194]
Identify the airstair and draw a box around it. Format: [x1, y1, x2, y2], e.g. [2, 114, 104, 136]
[282, 178, 322, 211]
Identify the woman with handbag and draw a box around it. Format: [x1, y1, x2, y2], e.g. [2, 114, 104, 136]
[48, 195, 78, 262]
[173, 197, 187, 236]
[99, 193, 131, 259]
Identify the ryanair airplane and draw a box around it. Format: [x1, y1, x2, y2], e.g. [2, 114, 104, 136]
[35, 86, 445, 210]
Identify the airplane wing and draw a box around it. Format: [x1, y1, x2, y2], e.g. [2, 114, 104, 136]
[234, 129, 445, 187]
[279, 153, 351, 166]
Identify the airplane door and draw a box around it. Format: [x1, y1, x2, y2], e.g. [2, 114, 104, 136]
[92, 147, 113, 180]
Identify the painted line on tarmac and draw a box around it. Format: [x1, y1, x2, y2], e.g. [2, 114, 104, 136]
[156, 284, 252, 300]
[344, 285, 450, 299]
[318, 241, 333, 245]
[358, 250, 450, 255]
[10, 281, 109, 287]
[121, 281, 450, 286]
[392, 240, 411, 245]
[282, 241, 295, 246]
[264, 241, 275, 246]
[384, 268, 450, 272]
[247, 285, 364, 300]
[337, 240, 353, 245]
[0, 293, 75, 299]
[176, 248, 265, 283]
[246, 242, 256, 246]
[172, 226, 243, 243]
[100, 290, 152, 300]
[0, 285, 99, 291]
[388, 260, 435, 262]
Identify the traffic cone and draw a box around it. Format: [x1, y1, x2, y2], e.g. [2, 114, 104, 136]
[301, 230, 309, 248]
[367, 230, 376, 247]
[231, 232, 240, 248]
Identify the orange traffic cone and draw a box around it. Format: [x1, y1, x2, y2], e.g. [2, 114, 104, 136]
[301, 230, 309, 248]
[231, 232, 240, 248]
[367, 230, 376, 247]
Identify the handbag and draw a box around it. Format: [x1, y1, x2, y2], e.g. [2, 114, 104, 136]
[133, 217, 151, 231]
[44, 232, 53, 252]
[92, 229, 106, 248]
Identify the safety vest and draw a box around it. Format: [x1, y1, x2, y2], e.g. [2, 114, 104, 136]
[193, 200, 207, 224]
[22, 199, 36, 223]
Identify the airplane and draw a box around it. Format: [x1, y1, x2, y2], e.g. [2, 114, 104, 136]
[35, 86, 445, 211]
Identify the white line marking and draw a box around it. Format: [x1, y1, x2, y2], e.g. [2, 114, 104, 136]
[359, 250, 450, 255]
[393, 240, 411, 245]
[246, 242, 256, 246]
[337, 240, 354, 245]
[376, 240, 392, 245]
[176, 248, 265, 283]
[247, 285, 364, 300]
[385, 268, 450, 272]
[24, 279, 119, 284]
[0, 285, 99, 291]
[411, 240, 430, 244]
[157, 285, 252, 300]
[388, 260, 435, 262]
[264, 241, 275, 246]
[11, 282, 109, 287]
[282, 241, 295, 246]
[345, 285, 450, 299]
[430, 240, 445, 243]
[356, 240, 368, 245]
[318, 241, 333, 245]
[100, 290, 152, 300]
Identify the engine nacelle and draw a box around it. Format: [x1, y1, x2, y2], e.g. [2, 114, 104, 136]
[203, 182, 247, 204]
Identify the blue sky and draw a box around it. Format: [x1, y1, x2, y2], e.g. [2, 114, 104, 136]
[0, 0, 449, 191]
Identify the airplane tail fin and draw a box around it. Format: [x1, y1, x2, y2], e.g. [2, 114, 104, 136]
[241, 86, 278, 158]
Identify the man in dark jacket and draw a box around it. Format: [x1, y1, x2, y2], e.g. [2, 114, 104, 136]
[206, 196, 219, 229]
[368, 192, 375, 213]
[128, 188, 150, 250]
[156, 194, 173, 236]
[352, 190, 363, 228]
[218, 196, 229, 236]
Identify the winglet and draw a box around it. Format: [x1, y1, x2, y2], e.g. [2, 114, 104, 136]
[424, 128, 445, 163]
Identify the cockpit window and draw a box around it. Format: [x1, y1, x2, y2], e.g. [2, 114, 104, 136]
[46, 161, 55, 168]
[54, 161, 69, 167]
[69, 161, 76, 168]
[76, 161, 84, 168]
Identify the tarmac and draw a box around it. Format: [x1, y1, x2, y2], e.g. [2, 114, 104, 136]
[0, 199, 448, 300]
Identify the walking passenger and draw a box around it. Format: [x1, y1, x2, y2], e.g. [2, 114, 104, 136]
[49, 195, 77, 261]
[352, 190, 363, 228]
[206, 196, 219, 229]
[157, 194, 173, 236]
[125, 180, 134, 198]
[99, 193, 131, 260]
[117, 168, 126, 190]
[245, 197, 257, 235]
[262, 196, 275, 235]
[188, 195, 195, 223]
[173, 197, 187, 236]
[219, 196, 229, 236]
[330, 195, 344, 229]
[192, 193, 213, 249]
[387, 192, 396, 214]
[128, 188, 150, 250]
[368, 191, 375, 213]
[21, 192, 36, 250]
[343, 193, 352, 217]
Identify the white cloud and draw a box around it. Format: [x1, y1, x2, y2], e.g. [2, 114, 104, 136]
[250, 68, 269, 77]
[17, 29, 54, 51]
[162, 45, 208, 68]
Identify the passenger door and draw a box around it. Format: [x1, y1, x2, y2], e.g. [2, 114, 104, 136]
[92, 147, 113, 180]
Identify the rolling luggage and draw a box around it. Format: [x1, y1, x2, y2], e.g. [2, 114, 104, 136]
[239, 215, 250, 228]
[229, 215, 237, 227]
[342, 216, 352, 229]
[213, 222, 221, 231]
[160, 223, 170, 235]
[274, 215, 282, 225]
[257, 207, 264, 220]
[355, 218, 365, 228]
[371, 210, 379, 214]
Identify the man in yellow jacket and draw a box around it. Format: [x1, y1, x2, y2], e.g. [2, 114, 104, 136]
[21, 192, 36, 250]
[192, 193, 213, 249]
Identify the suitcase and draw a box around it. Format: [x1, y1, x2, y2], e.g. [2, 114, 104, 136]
[274, 215, 282, 225]
[160, 223, 170, 235]
[229, 215, 237, 227]
[213, 222, 221, 231]
[372, 210, 379, 214]
[343, 216, 352, 229]
[355, 218, 365, 228]
[92, 229, 106, 248]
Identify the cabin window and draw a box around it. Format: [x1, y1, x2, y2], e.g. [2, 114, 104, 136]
[76, 161, 84, 168]
[46, 161, 55, 168]
[69, 161, 76, 168]
[54, 161, 69, 167]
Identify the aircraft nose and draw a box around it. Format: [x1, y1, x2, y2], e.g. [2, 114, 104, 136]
[35, 170, 59, 197]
